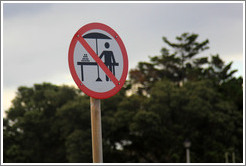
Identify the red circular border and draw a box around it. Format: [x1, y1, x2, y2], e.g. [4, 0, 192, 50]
[68, 23, 128, 99]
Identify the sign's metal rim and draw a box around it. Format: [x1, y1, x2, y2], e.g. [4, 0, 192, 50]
[68, 22, 128, 99]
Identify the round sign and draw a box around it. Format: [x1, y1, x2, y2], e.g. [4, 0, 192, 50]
[68, 23, 128, 99]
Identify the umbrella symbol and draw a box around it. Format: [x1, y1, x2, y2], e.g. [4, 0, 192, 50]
[83, 32, 111, 81]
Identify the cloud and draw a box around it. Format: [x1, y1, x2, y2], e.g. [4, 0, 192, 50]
[3, 3, 53, 18]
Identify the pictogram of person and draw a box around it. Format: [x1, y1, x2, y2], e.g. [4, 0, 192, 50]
[99, 42, 117, 81]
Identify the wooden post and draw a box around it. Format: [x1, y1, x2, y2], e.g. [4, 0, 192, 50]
[90, 97, 103, 163]
[232, 151, 235, 163]
[186, 148, 190, 163]
[225, 152, 229, 163]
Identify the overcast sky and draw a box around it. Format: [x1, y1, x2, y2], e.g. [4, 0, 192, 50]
[2, 2, 244, 112]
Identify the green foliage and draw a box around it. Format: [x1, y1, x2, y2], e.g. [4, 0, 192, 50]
[3, 33, 243, 163]
[65, 130, 92, 162]
[130, 33, 238, 94]
[3, 83, 91, 162]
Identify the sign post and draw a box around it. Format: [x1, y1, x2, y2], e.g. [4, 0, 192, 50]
[90, 97, 103, 163]
[68, 22, 128, 163]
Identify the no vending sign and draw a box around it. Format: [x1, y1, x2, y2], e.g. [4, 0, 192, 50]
[68, 23, 128, 99]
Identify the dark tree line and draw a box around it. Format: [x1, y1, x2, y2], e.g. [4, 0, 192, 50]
[3, 33, 243, 163]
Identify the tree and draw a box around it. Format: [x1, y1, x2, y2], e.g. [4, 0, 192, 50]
[123, 79, 242, 162]
[130, 33, 237, 94]
[127, 32, 242, 162]
[3, 83, 92, 162]
[130, 33, 209, 91]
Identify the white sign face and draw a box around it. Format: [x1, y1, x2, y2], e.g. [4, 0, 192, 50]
[68, 23, 128, 99]
[74, 29, 124, 92]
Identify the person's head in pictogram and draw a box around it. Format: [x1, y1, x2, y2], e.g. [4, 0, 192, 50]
[105, 42, 110, 49]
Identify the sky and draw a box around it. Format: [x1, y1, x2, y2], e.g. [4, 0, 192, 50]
[1, 1, 244, 113]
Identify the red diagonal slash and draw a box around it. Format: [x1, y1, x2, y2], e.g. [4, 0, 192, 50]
[76, 34, 119, 86]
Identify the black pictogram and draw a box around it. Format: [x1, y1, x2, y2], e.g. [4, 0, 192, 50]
[82, 54, 90, 62]
[77, 32, 118, 82]
[99, 42, 118, 81]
